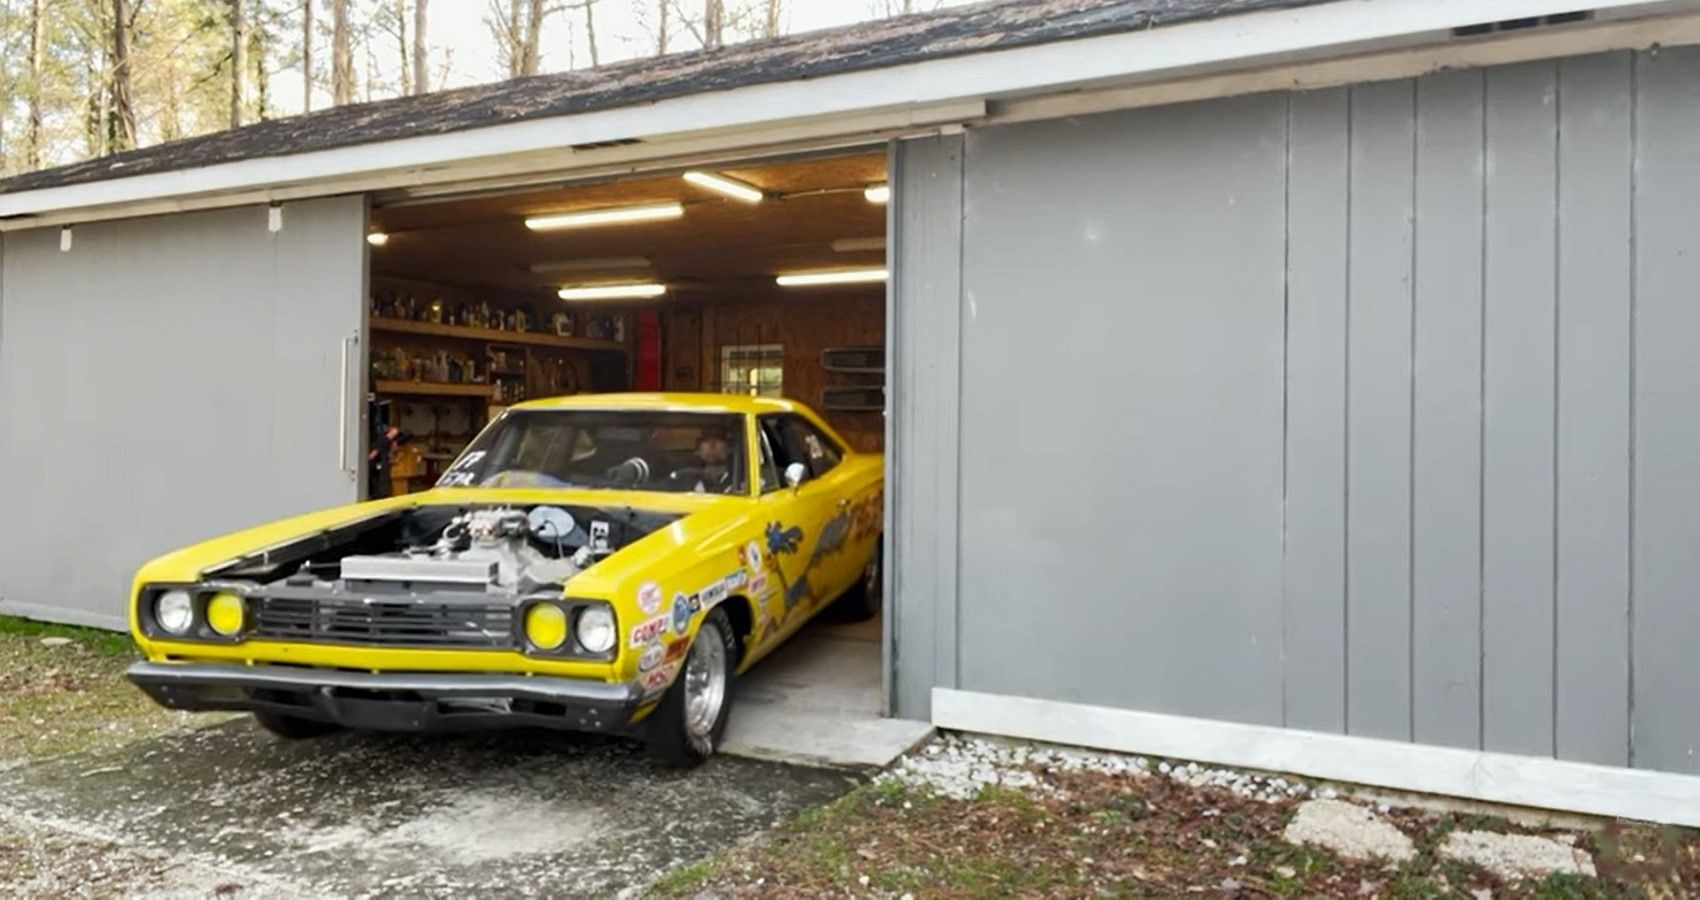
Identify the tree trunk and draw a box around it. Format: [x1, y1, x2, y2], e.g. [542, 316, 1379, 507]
[523, 0, 543, 75]
[332, 0, 353, 104]
[394, 0, 410, 94]
[703, 0, 723, 49]
[111, 0, 137, 149]
[412, 0, 428, 93]
[230, 0, 248, 127]
[27, 0, 44, 168]
[656, 0, 667, 54]
[762, 0, 780, 38]
[582, 0, 598, 66]
[302, 0, 314, 111]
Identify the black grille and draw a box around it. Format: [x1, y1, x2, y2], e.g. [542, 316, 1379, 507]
[251, 596, 516, 648]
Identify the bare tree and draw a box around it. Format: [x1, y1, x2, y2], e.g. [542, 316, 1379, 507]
[331, 0, 353, 104]
[111, 0, 137, 149]
[656, 0, 667, 53]
[412, 0, 428, 93]
[27, 0, 44, 168]
[388, 0, 410, 94]
[761, 0, 781, 38]
[487, 0, 546, 77]
[229, 0, 247, 126]
[523, 0, 542, 75]
[703, 0, 722, 48]
[580, 0, 598, 66]
[301, 0, 313, 111]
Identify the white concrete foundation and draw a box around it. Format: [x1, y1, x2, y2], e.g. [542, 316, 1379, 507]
[722, 615, 933, 769]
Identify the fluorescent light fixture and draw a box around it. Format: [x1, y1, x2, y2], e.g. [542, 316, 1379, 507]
[558, 282, 668, 301]
[366, 232, 390, 246]
[831, 236, 886, 253]
[863, 184, 890, 204]
[683, 170, 765, 203]
[526, 202, 684, 231]
[529, 256, 651, 274]
[776, 268, 888, 288]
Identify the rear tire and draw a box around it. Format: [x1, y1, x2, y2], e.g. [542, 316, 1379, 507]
[835, 540, 883, 622]
[645, 607, 737, 768]
[252, 710, 340, 740]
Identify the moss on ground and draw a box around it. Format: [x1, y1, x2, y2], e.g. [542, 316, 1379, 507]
[0, 616, 188, 761]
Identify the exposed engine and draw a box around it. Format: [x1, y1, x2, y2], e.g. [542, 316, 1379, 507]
[337, 507, 603, 595]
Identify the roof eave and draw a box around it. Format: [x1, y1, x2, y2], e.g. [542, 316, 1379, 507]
[1, 0, 1691, 229]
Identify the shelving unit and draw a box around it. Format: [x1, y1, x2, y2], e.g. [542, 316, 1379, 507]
[367, 278, 635, 497]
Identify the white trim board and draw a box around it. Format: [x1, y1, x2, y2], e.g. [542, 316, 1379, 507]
[932, 688, 1700, 827]
[0, 0, 1689, 226]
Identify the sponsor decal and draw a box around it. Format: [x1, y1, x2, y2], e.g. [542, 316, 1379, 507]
[700, 579, 729, 607]
[750, 572, 771, 599]
[628, 615, 667, 648]
[638, 643, 664, 672]
[640, 662, 679, 697]
[742, 539, 763, 572]
[725, 569, 748, 591]
[663, 638, 689, 663]
[671, 593, 694, 635]
[637, 581, 663, 615]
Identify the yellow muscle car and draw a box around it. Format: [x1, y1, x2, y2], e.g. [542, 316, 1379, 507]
[126, 393, 883, 766]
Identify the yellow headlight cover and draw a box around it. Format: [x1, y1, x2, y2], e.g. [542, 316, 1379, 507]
[524, 603, 568, 651]
[206, 591, 245, 636]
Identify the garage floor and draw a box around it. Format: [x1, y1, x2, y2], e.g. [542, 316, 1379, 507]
[724, 614, 934, 768]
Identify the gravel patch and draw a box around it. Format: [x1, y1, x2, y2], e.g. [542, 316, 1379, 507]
[1282, 798, 1416, 862]
[879, 733, 1317, 803]
[1442, 830, 1597, 881]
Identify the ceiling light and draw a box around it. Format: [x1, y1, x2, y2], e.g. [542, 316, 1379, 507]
[366, 232, 389, 246]
[831, 237, 886, 253]
[525, 202, 684, 231]
[776, 268, 888, 288]
[558, 282, 668, 301]
[529, 256, 651, 274]
[683, 170, 765, 204]
[864, 184, 890, 204]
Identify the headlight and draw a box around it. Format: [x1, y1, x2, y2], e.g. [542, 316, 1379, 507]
[524, 602, 569, 651]
[574, 605, 616, 655]
[155, 590, 194, 635]
[205, 591, 245, 636]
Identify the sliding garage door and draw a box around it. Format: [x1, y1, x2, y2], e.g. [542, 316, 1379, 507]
[0, 197, 367, 628]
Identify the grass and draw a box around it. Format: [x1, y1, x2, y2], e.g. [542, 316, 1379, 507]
[0, 615, 186, 761]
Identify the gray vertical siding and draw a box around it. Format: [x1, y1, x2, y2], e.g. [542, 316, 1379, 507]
[889, 134, 966, 719]
[892, 48, 1700, 774]
[1630, 48, 1700, 774]
[0, 198, 367, 627]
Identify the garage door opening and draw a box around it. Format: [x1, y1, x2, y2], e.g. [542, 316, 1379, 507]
[362, 149, 926, 766]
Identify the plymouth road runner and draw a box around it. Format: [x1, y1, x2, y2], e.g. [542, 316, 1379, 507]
[126, 394, 883, 765]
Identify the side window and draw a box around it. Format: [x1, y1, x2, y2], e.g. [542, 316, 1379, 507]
[756, 422, 782, 493]
[781, 416, 843, 479]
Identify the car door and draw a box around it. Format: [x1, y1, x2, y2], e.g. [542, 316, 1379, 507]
[748, 414, 842, 643]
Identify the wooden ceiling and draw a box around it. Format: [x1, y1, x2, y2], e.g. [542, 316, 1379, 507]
[370, 151, 887, 299]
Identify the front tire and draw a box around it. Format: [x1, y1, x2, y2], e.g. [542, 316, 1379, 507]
[645, 607, 737, 768]
[252, 710, 339, 740]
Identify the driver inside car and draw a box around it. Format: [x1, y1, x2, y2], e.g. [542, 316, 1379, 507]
[692, 429, 734, 492]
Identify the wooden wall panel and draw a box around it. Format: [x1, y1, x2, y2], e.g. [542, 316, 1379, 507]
[663, 283, 886, 452]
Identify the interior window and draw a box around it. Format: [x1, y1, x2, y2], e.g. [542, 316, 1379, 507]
[721, 344, 784, 397]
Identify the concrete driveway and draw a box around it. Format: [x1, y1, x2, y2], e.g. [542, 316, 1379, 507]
[0, 718, 855, 897]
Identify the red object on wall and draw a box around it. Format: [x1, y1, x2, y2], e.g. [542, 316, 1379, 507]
[636, 310, 663, 391]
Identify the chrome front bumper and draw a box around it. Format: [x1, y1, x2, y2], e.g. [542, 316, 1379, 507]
[127, 661, 641, 734]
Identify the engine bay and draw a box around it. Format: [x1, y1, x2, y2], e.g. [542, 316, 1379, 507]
[207, 504, 680, 597]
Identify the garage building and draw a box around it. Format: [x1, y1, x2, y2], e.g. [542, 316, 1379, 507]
[3, 0, 1698, 825]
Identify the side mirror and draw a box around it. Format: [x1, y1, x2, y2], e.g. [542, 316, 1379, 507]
[784, 462, 808, 490]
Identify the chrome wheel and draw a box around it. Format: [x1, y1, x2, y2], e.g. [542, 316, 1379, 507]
[682, 625, 728, 743]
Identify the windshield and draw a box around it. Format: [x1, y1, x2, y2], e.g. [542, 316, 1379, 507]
[436, 409, 748, 494]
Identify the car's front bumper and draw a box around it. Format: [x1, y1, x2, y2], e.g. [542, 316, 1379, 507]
[127, 661, 643, 734]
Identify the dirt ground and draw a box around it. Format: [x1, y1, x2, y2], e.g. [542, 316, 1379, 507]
[5, 618, 1697, 899]
[656, 737, 1700, 898]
